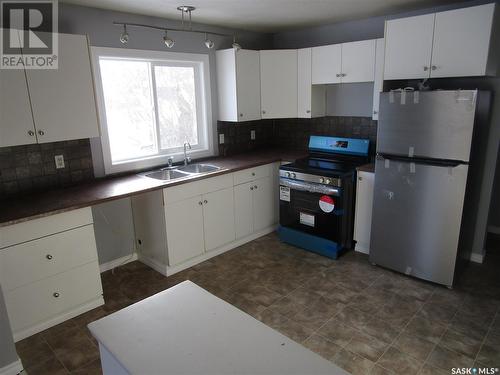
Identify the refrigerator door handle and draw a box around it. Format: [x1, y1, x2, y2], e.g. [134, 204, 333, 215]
[377, 154, 465, 168]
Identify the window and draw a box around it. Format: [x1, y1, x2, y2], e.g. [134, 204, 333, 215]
[92, 48, 213, 174]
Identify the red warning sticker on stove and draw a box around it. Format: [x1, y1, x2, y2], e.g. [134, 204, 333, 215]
[319, 195, 335, 213]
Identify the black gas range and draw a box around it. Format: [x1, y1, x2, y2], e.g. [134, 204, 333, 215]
[278, 136, 370, 259]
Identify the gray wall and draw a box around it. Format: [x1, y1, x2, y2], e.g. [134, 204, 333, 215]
[0, 285, 18, 370]
[488, 149, 500, 229]
[58, 3, 273, 265]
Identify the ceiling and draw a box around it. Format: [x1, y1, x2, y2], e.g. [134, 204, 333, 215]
[61, 0, 456, 32]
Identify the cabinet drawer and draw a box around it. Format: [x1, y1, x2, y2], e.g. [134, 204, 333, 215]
[5, 261, 103, 334]
[0, 224, 98, 291]
[0, 207, 93, 249]
[233, 164, 271, 185]
[164, 173, 233, 205]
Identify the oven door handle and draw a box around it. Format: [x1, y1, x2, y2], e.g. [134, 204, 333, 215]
[280, 178, 340, 196]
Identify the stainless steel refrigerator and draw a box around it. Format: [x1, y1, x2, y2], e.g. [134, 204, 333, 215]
[369, 90, 491, 287]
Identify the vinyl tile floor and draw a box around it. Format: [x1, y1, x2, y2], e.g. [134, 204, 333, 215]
[17, 233, 500, 374]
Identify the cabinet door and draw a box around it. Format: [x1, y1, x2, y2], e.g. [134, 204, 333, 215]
[25, 32, 99, 143]
[384, 14, 435, 80]
[297, 48, 312, 118]
[372, 38, 385, 120]
[203, 187, 236, 251]
[354, 171, 374, 254]
[260, 50, 297, 118]
[252, 176, 275, 233]
[234, 182, 254, 239]
[341, 40, 376, 83]
[236, 49, 261, 121]
[0, 29, 36, 147]
[165, 196, 205, 266]
[216, 49, 238, 122]
[431, 4, 495, 78]
[312, 44, 342, 84]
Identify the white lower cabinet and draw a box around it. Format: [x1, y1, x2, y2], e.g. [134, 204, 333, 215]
[0, 208, 104, 341]
[132, 163, 279, 276]
[354, 170, 375, 254]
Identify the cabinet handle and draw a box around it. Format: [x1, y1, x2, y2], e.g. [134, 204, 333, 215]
[373, 110, 378, 115]
[342, 73, 346, 77]
[423, 66, 429, 71]
[239, 113, 243, 117]
[306, 110, 311, 114]
[198, 201, 203, 205]
[250, 187, 254, 191]
[46, 254, 53, 260]
[204, 199, 208, 204]
[262, 110, 266, 114]
[431, 65, 437, 71]
[359, 177, 363, 181]
[336, 73, 341, 77]
[38, 130, 45, 136]
[27, 130, 35, 137]
[53, 292, 60, 298]
[251, 172, 255, 176]
[254, 185, 258, 189]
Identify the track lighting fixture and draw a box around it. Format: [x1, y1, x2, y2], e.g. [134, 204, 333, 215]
[119, 24, 129, 44]
[114, 6, 242, 50]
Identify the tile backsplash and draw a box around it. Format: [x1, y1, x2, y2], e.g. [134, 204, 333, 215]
[218, 116, 378, 157]
[0, 139, 94, 197]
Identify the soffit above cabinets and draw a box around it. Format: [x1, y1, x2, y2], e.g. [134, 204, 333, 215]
[61, 0, 453, 32]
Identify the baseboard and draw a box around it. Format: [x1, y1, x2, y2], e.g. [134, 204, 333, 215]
[100, 253, 138, 273]
[0, 359, 23, 375]
[13, 297, 104, 342]
[470, 252, 484, 264]
[487, 225, 500, 235]
[137, 225, 278, 277]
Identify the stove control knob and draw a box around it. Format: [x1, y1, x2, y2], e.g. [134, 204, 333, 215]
[291, 173, 296, 179]
[286, 172, 291, 178]
[324, 178, 331, 184]
[319, 177, 325, 183]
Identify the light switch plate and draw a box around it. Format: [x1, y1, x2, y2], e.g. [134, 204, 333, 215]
[219, 134, 224, 144]
[54, 155, 65, 169]
[250, 130, 256, 140]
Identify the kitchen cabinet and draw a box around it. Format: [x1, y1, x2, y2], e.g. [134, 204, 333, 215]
[203, 187, 236, 251]
[384, 4, 498, 80]
[0, 208, 103, 341]
[372, 38, 385, 120]
[354, 170, 374, 254]
[297, 48, 326, 118]
[260, 50, 298, 118]
[312, 40, 376, 84]
[234, 182, 255, 239]
[25, 32, 100, 143]
[0, 29, 36, 147]
[431, 4, 496, 78]
[216, 49, 261, 122]
[384, 14, 435, 80]
[252, 176, 274, 232]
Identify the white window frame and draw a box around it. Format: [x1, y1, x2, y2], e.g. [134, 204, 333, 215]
[91, 47, 213, 175]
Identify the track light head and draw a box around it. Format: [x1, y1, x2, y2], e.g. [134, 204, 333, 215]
[163, 31, 175, 48]
[120, 25, 129, 44]
[232, 35, 241, 51]
[204, 33, 214, 49]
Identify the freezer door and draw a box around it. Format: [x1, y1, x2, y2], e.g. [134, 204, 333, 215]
[369, 156, 469, 286]
[378, 90, 477, 162]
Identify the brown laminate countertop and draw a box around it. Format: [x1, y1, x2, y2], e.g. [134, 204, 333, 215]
[0, 148, 307, 228]
[356, 163, 375, 173]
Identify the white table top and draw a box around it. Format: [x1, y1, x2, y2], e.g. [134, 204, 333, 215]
[88, 281, 348, 375]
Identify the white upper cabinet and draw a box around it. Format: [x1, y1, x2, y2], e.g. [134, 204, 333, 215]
[384, 14, 435, 80]
[341, 40, 376, 83]
[372, 38, 385, 120]
[216, 49, 261, 122]
[384, 4, 498, 80]
[297, 48, 325, 118]
[312, 44, 342, 84]
[431, 4, 496, 78]
[260, 50, 298, 118]
[25, 32, 99, 143]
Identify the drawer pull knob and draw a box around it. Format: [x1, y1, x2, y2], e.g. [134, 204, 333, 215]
[250, 187, 254, 190]
[254, 185, 258, 189]
[198, 201, 203, 205]
[53, 292, 60, 298]
[204, 199, 208, 204]
[251, 172, 255, 176]
[46, 254, 53, 260]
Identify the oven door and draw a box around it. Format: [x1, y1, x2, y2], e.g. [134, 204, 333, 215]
[279, 178, 344, 243]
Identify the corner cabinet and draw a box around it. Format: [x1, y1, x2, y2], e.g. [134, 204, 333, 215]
[216, 49, 261, 122]
[384, 3, 498, 80]
[260, 50, 298, 119]
[132, 163, 279, 276]
[0, 31, 99, 147]
[353, 170, 374, 254]
[0, 208, 104, 341]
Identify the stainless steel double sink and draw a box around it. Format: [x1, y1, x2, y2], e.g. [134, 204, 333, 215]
[139, 163, 221, 181]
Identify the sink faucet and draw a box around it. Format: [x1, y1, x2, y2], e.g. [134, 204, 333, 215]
[167, 156, 174, 168]
[183, 142, 192, 166]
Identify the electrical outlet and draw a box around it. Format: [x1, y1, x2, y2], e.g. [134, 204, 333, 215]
[219, 133, 225, 144]
[250, 130, 256, 140]
[54, 155, 65, 169]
